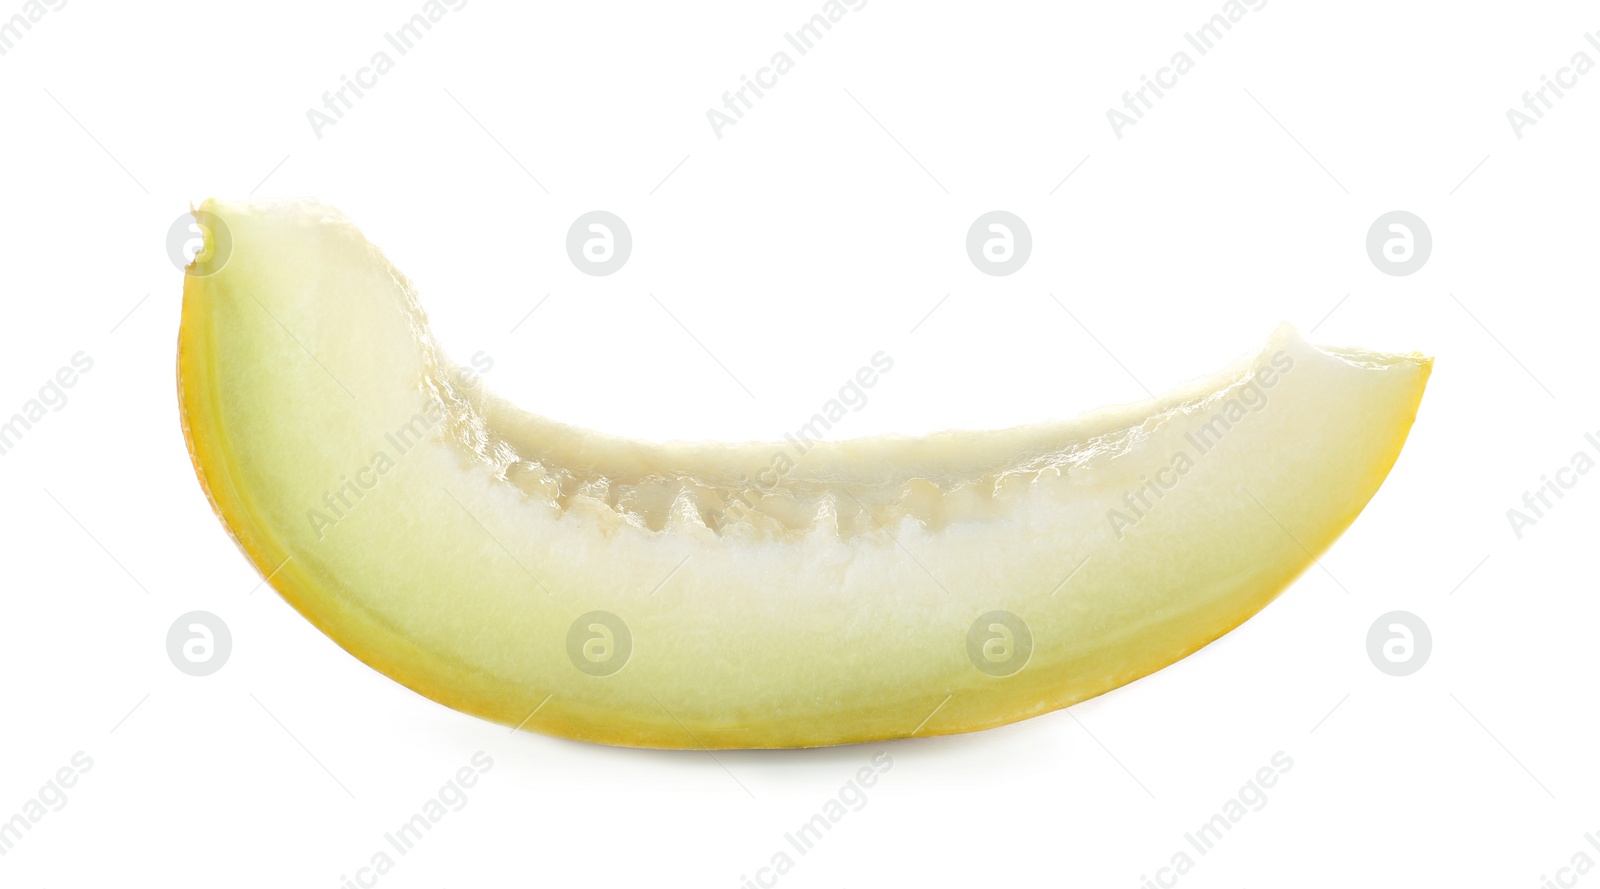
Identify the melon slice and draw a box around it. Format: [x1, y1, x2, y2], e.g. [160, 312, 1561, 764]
[178, 199, 1431, 749]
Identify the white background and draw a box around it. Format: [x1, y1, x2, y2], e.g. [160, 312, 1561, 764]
[2, 1, 1598, 885]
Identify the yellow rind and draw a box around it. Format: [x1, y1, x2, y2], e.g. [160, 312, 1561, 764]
[178, 198, 1431, 749]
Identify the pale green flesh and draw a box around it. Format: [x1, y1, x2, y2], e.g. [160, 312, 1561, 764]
[180, 199, 1430, 749]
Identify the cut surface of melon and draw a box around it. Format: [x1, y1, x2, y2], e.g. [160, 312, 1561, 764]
[178, 199, 1431, 749]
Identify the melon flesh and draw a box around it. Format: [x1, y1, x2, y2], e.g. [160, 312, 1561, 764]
[178, 199, 1431, 749]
